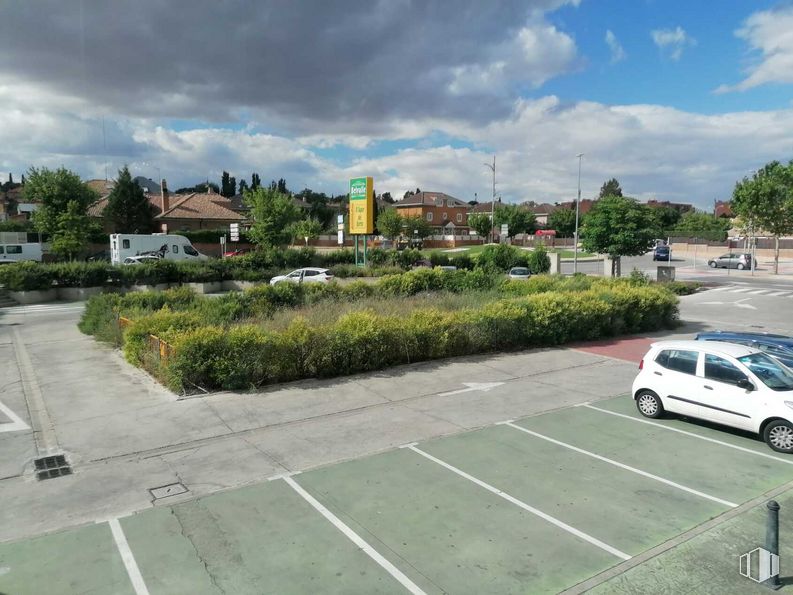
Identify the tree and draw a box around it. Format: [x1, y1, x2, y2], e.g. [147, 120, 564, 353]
[251, 173, 261, 191]
[245, 186, 302, 246]
[494, 204, 536, 238]
[403, 190, 415, 200]
[732, 160, 793, 274]
[25, 166, 97, 237]
[650, 205, 681, 230]
[229, 176, 236, 197]
[671, 211, 731, 241]
[289, 218, 323, 246]
[174, 182, 219, 194]
[547, 206, 576, 237]
[51, 200, 93, 260]
[580, 196, 658, 276]
[376, 208, 403, 241]
[468, 212, 493, 239]
[599, 178, 623, 198]
[402, 214, 433, 239]
[380, 192, 395, 204]
[103, 166, 156, 233]
[238, 179, 249, 195]
[220, 171, 237, 197]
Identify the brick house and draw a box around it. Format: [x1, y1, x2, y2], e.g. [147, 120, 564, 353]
[394, 191, 470, 232]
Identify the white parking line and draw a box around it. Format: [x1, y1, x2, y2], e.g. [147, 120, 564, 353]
[283, 475, 427, 595]
[406, 445, 632, 561]
[584, 404, 793, 466]
[749, 289, 770, 295]
[707, 286, 733, 292]
[728, 288, 754, 293]
[500, 422, 738, 509]
[0, 399, 30, 433]
[108, 518, 150, 595]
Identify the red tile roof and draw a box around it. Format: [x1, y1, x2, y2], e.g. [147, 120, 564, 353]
[157, 193, 244, 221]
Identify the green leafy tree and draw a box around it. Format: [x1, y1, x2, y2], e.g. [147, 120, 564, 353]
[245, 187, 302, 246]
[402, 214, 433, 239]
[494, 204, 537, 238]
[581, 196, 658, 276]
[650, 206, 682, 230]
[599, 178, 623, 198]
[547, 206, 576, 237]
[289, 218, 324, 246]
[732, 160, 793, 274]
[467, 212, 493, 239]
[50, 200, 93, 260]
[671, 211, 731, 241]
[237, 179, 249, 195]
[103, 166, 156, 233]
[251, 173, 261, 191]
[25, 166, 98, 236]
[376, 208, 403, 241]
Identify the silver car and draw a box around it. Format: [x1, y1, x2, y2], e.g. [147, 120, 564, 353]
[708, 253, 752, 270]
[507, 266, 531, 280]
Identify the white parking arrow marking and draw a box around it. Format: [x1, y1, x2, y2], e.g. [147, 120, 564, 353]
[437, 382, 505, 397]
[734, 298, 757, 310]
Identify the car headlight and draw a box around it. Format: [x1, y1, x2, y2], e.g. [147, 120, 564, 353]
[785, 401, 793, 411]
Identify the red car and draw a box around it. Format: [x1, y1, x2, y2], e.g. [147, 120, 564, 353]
[223, 249, 249, 258]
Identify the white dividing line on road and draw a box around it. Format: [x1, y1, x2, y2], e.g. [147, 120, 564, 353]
[404, 444, 632, 561]
[283, 475, 427, 595]
[728, 288, 754, 293]
[748, 289, 770, 295]
[108, 518, 151, 595]
[0, 398, 30, 433]
[584, 404, 793, 467]
[768, 291, 792, 297]
[500, 421, 738, 509]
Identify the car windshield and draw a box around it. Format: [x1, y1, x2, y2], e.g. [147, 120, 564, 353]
[511, 268, 529, 275]
[737, 353, 793, 391]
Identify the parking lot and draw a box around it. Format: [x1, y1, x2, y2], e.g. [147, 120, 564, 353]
[4, 392, 793, 594]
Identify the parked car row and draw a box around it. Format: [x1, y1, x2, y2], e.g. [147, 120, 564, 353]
[633, 332, 793, 453]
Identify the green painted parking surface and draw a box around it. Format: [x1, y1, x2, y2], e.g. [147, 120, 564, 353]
[419, 425, 726, 556]
[515, 406, 793, 505]
[299, 448, 617, 594]
[121, 480, 404, 595]
[591, 395, 784, 457]
[0, 522, 133, 595]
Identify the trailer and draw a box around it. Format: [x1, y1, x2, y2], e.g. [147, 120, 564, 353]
[109, 234, 208, 265]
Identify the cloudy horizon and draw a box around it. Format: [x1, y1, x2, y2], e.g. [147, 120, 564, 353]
[1, 0, 792, 208]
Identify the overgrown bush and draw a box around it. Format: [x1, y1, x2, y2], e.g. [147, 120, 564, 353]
[662, 280, 702, 295]
[476, 244, 529, 271]
[527, 245, 551, 274]
[0, 261, 54, 291]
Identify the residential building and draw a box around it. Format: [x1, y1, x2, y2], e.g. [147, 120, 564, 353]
[394, 191, 469, 232]
[522, 202, 559, 227]
[646, 199, 694, 214]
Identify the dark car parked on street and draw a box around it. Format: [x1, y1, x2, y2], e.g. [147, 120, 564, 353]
[652, 245, 670, 261]
[695, 331, 793, 369]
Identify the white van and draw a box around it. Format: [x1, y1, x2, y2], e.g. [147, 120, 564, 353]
[0, 243, 43, 264]
[109, 234, 208, 265]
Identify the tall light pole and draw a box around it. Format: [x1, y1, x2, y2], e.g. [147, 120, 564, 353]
[573, 153, 584, 274]
[484, 155, 496, 243]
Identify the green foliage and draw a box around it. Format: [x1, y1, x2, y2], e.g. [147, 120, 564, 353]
[0, 261, 53, 291]
[376, 208, 404, 241]
[245, 186, 302, 246]
[494, 204, 537, 237]
[26, 166, 97, 237]
[402, 215, 433, 239]
[546, 207, 576, 237]
[467, 212, 493, 238]
[476, 244, 529, 271]
[599, 178, 623, 198]
[670, 211, 730, 241]
[103, 166, 156, 233]
[0, 220, 34, 232]
[50, 200, 93, 259]
[527, 244, 551, 274]
[288, 218, 323, 245]
[581, 196, 658, 274]
[661, 280, 702, 295]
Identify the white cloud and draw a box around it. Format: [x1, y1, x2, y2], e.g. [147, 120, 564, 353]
[605, 30, 626, 63]
[651, 26, 696, 61]
[715, 6, 793, 93]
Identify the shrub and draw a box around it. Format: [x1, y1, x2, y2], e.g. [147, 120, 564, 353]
[49, 262, 111, 288]
[660, 280, 702, 295]
[0, 261, 54, 291]
[451, 253, 474, 270]
[527, 245, 551, 274]
[476, 244, 528, 271]
[367, 248, 390, 266]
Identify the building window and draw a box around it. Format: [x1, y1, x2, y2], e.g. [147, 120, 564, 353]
[426, 212, 433, 222]
[456, 213, 463, 223]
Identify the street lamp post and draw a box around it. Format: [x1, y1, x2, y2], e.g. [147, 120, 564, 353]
[573, 153, 584, 274]
[484, 156, 496, 243]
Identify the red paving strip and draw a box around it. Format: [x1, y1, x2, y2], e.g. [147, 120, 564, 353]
[571, 336, 655, 364]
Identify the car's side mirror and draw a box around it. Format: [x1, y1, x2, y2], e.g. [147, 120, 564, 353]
[737, 378, 755, 391]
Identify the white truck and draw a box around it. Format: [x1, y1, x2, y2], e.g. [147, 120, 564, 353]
[0, 242, 44, 264]
[109, 234, 208, 265]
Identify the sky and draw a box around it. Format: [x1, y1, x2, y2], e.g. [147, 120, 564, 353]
[1, 0, 793, 209]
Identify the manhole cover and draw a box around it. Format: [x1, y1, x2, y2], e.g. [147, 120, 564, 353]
[33, 454, 72, 480]
[149, 482, 188, 500]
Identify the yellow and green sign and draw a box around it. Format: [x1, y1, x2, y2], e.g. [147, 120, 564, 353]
[348, 176, 374, 234]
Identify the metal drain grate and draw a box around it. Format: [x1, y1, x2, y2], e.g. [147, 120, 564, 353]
[149, 482, 188, 500]
[34, 454, 72, 480]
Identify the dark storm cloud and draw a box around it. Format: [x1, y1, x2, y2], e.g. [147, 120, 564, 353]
[0, 0, 576, 134]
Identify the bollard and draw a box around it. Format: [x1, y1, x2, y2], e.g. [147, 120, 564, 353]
[766, 500, 781, 590]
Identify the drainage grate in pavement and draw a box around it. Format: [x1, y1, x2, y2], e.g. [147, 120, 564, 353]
[149, 482, 188, 500]
[33, 454, 72, 480]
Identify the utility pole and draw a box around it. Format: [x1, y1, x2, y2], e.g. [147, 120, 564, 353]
[484, 156, 496, 243]
[574, 153, 584, 274]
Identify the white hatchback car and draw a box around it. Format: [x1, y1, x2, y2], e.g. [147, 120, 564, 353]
[269, 267, 334, 285]
[632, 340, 793, 453]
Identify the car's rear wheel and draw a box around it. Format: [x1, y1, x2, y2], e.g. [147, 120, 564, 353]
[737, 263, 746, 270]
[764, 420, 793, 453]
[709, 261, 717, 268]
[636, 390, 664, 419]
